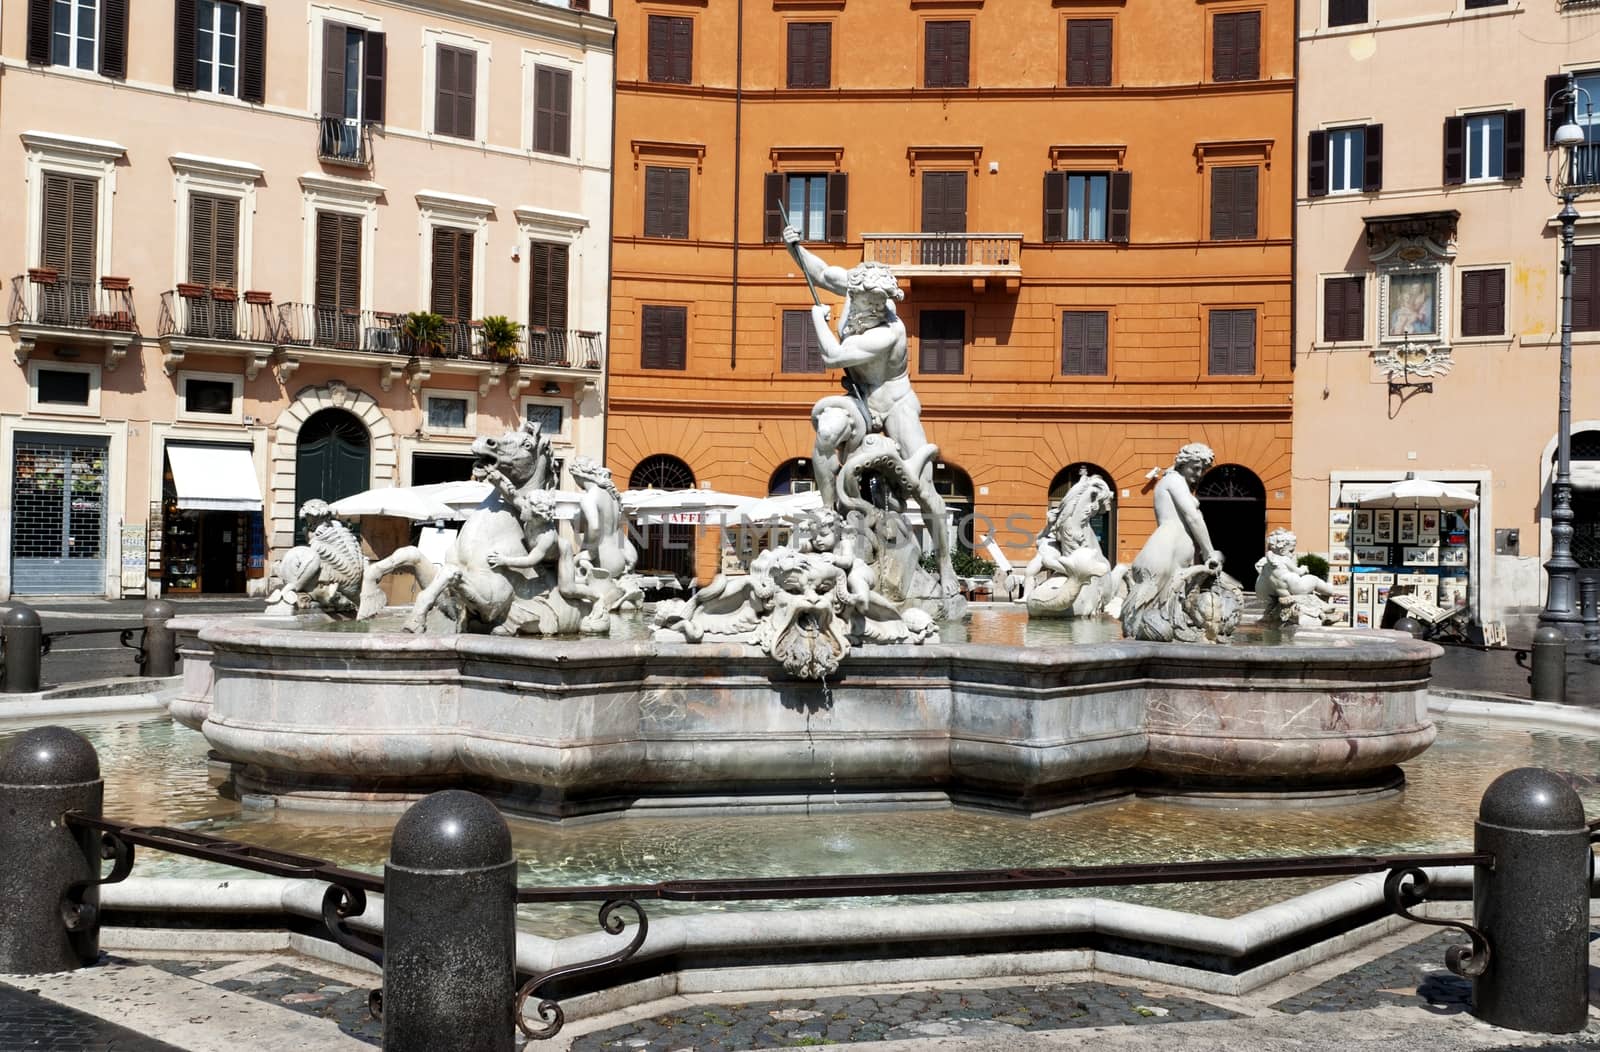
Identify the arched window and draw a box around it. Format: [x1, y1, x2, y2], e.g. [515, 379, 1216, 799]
[1197, 464, 1266, 589]
[295, 408, 370, 544]
[768, 458, 815, 495]
[1048, 462, 1117, 557]
[629, 454, 695, 490]
[628, 454, 696, 579]
[934, 461, 976, 552]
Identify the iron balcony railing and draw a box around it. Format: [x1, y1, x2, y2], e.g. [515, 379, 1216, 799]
[318, 116, 374, 168]
[525, 327, 603, 369]
[8, 273, 139, 332]
[158, 289, 281, 343]
[862, 233, 1024, 270]
[1571, 143, 1600, 188]
[277, 303, 408, 354]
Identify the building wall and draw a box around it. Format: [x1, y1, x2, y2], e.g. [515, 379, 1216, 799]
[608, 0, 1295, 579]
[1293, 0, 1597, 628]
[0, 0, 614, 597]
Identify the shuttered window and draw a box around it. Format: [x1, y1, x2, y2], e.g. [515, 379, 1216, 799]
[314, 212, 360, 309]
[1459, 269, 1506, 338]
[1322, 276, 1364, 342]
[32, 0, 124, 75]
[1327, 0, 1367, 26]
[1066, 19, 1112, 86]
[781, 310, 825, 373]
[1445, 110, 1525, 185]
[1207, 309, 1257, 375]
[1044, 170, 1131, 243]
[1211, 11, 1260, 82]
[787, 22, 831, 88]
[1209, 165, 1259, 241]
[434, 44, 476, 140]
[762, 173, 848, 243]
[1061, 311, 1109, 375]
[644, 166, 691, 239]
[529, 241, 569, 334]
[641, 305, 688, 370]
[188, 194, 240, 289]
[1575, 246, 1600, 333]
[919, 310, 965, 374]
[924, 20, 970, 88]
[321, 22, 385, 123]
[429, 227, 474, 321]
[647, 15, 692, 84]
[533, 65, 572, 156]
[175, 0, 265, 101]
[40, 171, 97, 283]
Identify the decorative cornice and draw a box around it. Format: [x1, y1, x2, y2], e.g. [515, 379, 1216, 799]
[514, 205, 590, 232]
[1049, 144, 1128, 169]
[769, 145, 846, 171]
[1192, 138, 1275, 171]
[299, 172, 387, 201]
[906, 144, 984, 175]
[631, 139, 708, 172]
[416, 189, 497, 219]
[20, 130, 127, 161]
[170, 153, 265, 184]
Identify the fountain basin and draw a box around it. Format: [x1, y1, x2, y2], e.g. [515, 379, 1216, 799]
[169, 617, 1438, 820]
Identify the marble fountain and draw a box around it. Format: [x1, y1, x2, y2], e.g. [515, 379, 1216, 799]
[164, 234, 1438, 823]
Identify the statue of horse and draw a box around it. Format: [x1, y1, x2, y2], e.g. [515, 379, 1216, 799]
[1022, 472, 1127, 619]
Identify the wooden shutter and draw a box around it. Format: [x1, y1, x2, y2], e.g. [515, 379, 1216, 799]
[435, 45, 475, 139]
[672, 18, 693, 83]
[190, 195, 216, 287]
[1208, 310, 1231, 373]
[647, 16, 669, 81]
[1043, 171, 1067, 242]
[1067, 20, 1111, 86]
[529, 241, 569, 332]
[642, 305, 687, 370]
[921, 171, 967, 233]
[363, 31, 386, 123]
[41, 173, 97, 282]
[26, 0, 50, 64]
[1061, 311, 1108, 375]
[1443, 115, 1466, 185]
[1460, 271, 1483, 337]
[1549, 74, 1575, 148]
[430, 227, 473, 320]
[1085, 311, 1108, 374]
[762, 173, 784, 241]
[926, 21, 969, 88]
[649, 16, 692, 84]
[1209, 310, 1253, 374]
[826, 172, 848, 242]
[213, 198, 239, 289]
[1108, 170, 1132, 243]
[1233, 166, 1258, 239]
[811, 24, 832, 89]
[1231, 310, 1256, 373]
[1067, 21, 1090, 85]
[240, 4, 267, 103]
[645, 166, 667, 237]
[668, 168, 690, 238]
[949, 22, 970, 86]
[435, 46, 457, 137]
[1236, 12, 1260, 80]
[1212, 13, 1236, 82]
[100, 0, 128, 78]
[787, 22, 830, 89]
[919, 310, 964, 374]
[1323, 277, 1362, 342]
[1461, 270, 1505, 337]
[534, 66, 572, 155]
[1576, 246, 1600, 333]
[1090, 20, 1112, 85]
[1210, 167, 1234, 240]
[174, 0, 198, 90]
[1307, 129, 1328, 198]
[641, 306, 661, 368]
[314, 211, 360, 314]
[1503, 109, 1525, 180]
[1362, 123, 1383, 191]
[321, 22, 347, 118]
[782, 309, 823, 372]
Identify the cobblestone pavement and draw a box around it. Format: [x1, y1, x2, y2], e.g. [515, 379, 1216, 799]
[1270, 929, 1473, 1015]
[570, 982, 1237, 1051]
[0, 979, 187, 1051]
[144, 957, 382, 1046]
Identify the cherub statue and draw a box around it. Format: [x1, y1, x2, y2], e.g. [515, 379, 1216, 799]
[1255, 528, 1340, 626]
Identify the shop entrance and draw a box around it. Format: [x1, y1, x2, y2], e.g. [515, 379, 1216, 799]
[160, 444, 263, 595]
[295, 409, 370, 543]
[11, 432, 109, 595]
[1197, 464, 1266, 591]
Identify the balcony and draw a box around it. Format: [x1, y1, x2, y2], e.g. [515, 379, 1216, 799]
[861, 233, 1024, 292]
[318, 117, 373, 170]
[158, 287, 281, 379]
[8, 272, 139, 369]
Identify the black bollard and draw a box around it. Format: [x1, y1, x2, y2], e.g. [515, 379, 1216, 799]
[0, 726, 104, 973]
[383, 790, 516, 1052]
[1, 604, 42, 693]
[141, 599, 177, 677]
[1530, 626, 1566, 703]
[1393, 616, 1425, 639]
[1472, 768, 1590, 1033]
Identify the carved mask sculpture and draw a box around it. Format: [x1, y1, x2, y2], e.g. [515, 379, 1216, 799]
[757, 550, 853, 680]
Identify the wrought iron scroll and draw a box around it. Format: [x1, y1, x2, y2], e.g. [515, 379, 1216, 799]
[118, 627, 146, 669]
[1383, 865, 1489, 978]
[61, 829, 135, 932]
[515, 899, 648, 1041]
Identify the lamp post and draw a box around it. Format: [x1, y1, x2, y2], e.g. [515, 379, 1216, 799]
[1541, 77, 1591, 632]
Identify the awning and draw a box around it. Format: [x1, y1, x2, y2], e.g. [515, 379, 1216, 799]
[1341, 478, 1479, 510]
[167, 444, 263, 512]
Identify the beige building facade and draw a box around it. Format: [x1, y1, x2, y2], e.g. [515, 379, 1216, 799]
[0, 0, 614, 597]
[1295, 0, 1600, 630]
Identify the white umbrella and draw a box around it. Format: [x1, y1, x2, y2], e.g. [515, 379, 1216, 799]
[622, 488, 756, 525]
[734, 490, 826, 524]
[330, 484, 475, 521]
[1351, 478, 1479, 511]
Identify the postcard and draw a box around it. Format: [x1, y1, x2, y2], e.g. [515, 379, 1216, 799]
[1374, 510, 1394, 543]
[1329, 509, 1353, 528]
[1403, 545, 1440, 566]
[1354, 545, 1389, 565]
[1397, 510, 1419, 545]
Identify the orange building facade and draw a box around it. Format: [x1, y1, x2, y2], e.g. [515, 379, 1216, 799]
[607, 0, 1294, 584]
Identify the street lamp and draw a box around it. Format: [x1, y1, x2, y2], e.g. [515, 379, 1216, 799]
[1542, 76, 1592, 632]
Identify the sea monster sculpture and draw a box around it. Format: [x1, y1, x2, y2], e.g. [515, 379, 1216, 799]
[569, 455, 643, 613]
[1020, 470, 1129, 619]
[264, 499, 367, 616]
[1255, 528, 1340, 626]
[1119, 443, 1243, 643]
[357, 420, 606, 635]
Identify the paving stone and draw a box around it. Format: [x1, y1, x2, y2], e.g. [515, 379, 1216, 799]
[1272, 930, 1473, 1015]
[0, 981, 188, 1052]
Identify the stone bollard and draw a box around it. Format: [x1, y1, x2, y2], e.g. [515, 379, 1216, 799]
[1530, 626, 1567, 703]
[1472, 768, 1590, 1033]
[141, 599, 178, 678]
[383, 790, 516, 1052]
[1, 604, 42, 693]
[0, 726, 104, 973]
[1393, 616, 1425, 639]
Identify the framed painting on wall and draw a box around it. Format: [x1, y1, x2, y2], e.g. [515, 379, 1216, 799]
[1397, 511, 1419, 545]
[1374, 511, 1394, 543]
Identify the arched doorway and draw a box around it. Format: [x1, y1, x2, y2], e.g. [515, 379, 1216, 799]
[294, 409, 369, 543]
[767, 458, 815, 495]
[1567, 430, 1600, 585]
[1048, 462, 1117, 558]
[1197, 464, 1266, 590]
[933, 461, 975, 552]
[630, 454, 696, 578]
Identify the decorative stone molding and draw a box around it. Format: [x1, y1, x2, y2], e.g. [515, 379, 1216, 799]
[906, 145, 983, 176]
[267, 383, 396, 552]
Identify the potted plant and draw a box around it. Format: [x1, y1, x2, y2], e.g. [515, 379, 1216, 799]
[480, 315, 523, 362]
[403, 311, 447, 357]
